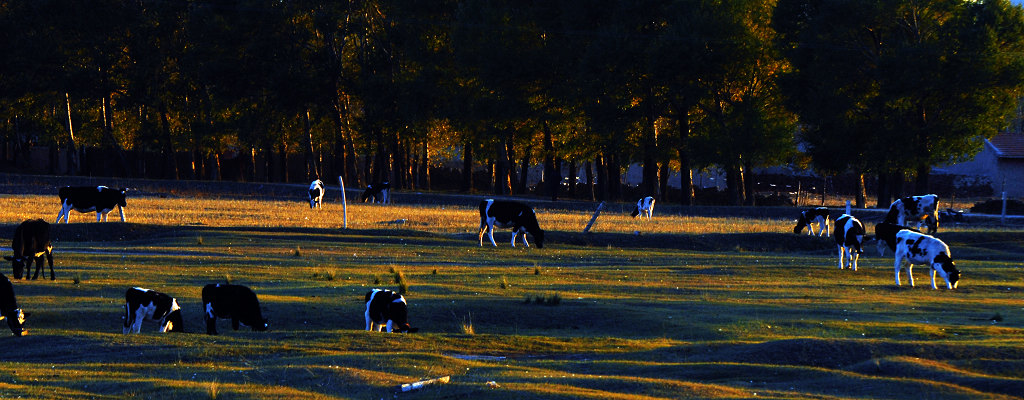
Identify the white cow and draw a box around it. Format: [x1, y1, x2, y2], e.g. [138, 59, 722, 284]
[893, 230, 960, 289]
[631, 197, 656, 220]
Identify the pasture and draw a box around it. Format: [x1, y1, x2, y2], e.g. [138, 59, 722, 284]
[1, 177, 1023, 399]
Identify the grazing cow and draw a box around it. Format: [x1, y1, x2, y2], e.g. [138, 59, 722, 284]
[4, 219, 54, 280]
[793, 207, 830, 237]
[361, 181, 390, 204]
[364, 289, 418, 333]
[478, 199, 545, 248]
[308, 179, 325, 209]
[55, 186, 127, 223]
[893, 230, 960, 289]
[201, 284, 268, 335]
[123, 287, 184, 334]
[0, 273, 27, 336]
[833, 214, 865, 271]
[884, 194, 939, 234]
[630, 196, 656, 220]
[874, 222, 919, 257]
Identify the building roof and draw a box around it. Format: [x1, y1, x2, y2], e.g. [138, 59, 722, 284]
[989, 132, 1024, 159]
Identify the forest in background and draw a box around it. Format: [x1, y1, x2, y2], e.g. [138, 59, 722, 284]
[2, 0, 1024, 207]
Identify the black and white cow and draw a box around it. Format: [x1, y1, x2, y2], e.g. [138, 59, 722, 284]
[884, 194, 939, 235]
[364, 289, 418, 333]
[833, 214, 865, 271]
[201, 284, 268, 335]
[793, 207, 830, 237]
[874, 222, 919, 257]
[55, 186, 127, 223]
[478, 199, 545, 248]
[361, 181, 390, 204]
[4, 219, 54, 280]
[0, 273, 27, 336]
[630, 196, 656, 220]
[308, 179, 325, 209]
[893, 230, 960, 290]
[123, 287, 184, 334]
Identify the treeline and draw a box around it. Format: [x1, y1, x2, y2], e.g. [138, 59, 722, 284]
[2, 0, 1023, 206]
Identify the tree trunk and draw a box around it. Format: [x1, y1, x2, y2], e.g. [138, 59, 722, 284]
[567, 159, 577, 198]
[854, 169, 866, 208]
[607, 151, 621, 201]
[421, 141, 430, 191]
[518, 143, 531, 195]
[876, 171, 889, 208]
[62, 93, 80, 175]
[914, 164, 930, 194]
[743, 160, 755, 206]
[595, 155, 606, 201]
[101, 94, 132, 177]
[494, 140, 509, 195]
[585, 160, 595, 201]
[542, 122, 558, 200]
[461, 140, 473, 192]
[158, 106, 179, 180]
[727, 164, 743, 206]
[304, 110, 319, 180]
[658, 162, 669, 202]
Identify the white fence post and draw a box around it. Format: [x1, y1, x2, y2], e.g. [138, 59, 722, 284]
[339, 176, 348, 229]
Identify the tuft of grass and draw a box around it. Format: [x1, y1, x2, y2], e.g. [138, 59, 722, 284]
[72, 273, 81, 285]
[208, 380, 218, 399]
[525, 293, 561, 306]
[534, 266, 541, 275]
[312, 269, 336, 281]
[432, 268, 438, 275]
[224, 274, 232, 284]
[372, 276, 381, 285]
[293, 246, 302, 257]
[196, 236, 204, 246]
[500, 276, 509, 290]
[460, 312, 475, 335]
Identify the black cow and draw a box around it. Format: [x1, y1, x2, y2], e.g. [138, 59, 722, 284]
[5, 219, 54, 280]
[833, 214, 865, 271]
[793, 207, 830, 237]
[478, 199, 545, 248]
[0, 273, 27, 336]
[308, 180, 325, 209]
[124, 287, 184, 334]
[364, 289, 418, 333]
[874, 222, 919, 257]
[56, 186, 127, 223]
[360, 181, 390, 204]
[202, 284, 268, 335]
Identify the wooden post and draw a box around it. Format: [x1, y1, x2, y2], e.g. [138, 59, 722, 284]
[1001, 191, 1007, 225]
[583, 201, 605, 233]
[339, 176, 348, 229]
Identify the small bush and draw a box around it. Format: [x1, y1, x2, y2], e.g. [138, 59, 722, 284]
[525, 293, 561, 306]
[394, 271, 409, 294]
[373, 276, 382, 285]
[312, 269, 336, 281]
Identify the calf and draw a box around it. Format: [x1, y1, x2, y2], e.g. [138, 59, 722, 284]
[56, 186, 127, 223]
[893, 230, 960, 289]
[308, 179, 325, 209]
[364, 289, 418, 333]
[201, 284, 268, 335]
[478, 199, 545, 248]
[833, 214, 865, 271]
[0, 273, 27, 336]
[884, 194, 939, 234]
[793, 207, 830, 237]
[630, 196, 656, 220]
[874, 222, 919, 257]
[123, 287, 183, 334]
[4, 219, 54, 280]
[361, 181, 390, 204]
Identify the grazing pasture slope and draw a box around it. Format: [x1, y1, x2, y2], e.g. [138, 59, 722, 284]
[0, 178, 1021, 399]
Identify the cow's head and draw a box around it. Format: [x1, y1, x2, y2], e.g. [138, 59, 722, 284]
[4, 256, 25, 279]
[793, 212, 809, 234]
[162, 309, 185, 333]
[387, 300, 418, 333]
[116, 189, 128, 208]
[933, 253, 959, 289]
[252, 318, 269, 331]
[534, 229, 545, 249]
[630, 206, 640, 218]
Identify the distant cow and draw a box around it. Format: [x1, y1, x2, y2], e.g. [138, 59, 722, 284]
[478, 199, 545, 248]
[4, 219, 54, 280]
[833, 214, 865, 271]
[202, 284, 268, 335]
[55, 186, 127, 223]
[123, 287, 183, 334]
[874, 222, 919, 257]
[361, 181, 390, 204]
[364, 289, 418, 333]
[0, 273, 27, 336]
[308, 179, 325, 209]
[884, 194, 939, 235]
[794, 207, 830, 237]
[631, 196, 656, 220]
[893, 230, 960, 290]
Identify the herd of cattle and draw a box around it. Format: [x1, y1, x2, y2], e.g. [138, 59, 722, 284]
[1, 184, 961, 338]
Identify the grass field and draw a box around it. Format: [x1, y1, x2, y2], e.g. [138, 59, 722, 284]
[0, 180, 1023, 399]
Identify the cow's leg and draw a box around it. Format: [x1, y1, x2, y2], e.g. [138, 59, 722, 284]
[906, 264, 915, 287]
[46, 249, 54, 281]
[510, 231, 518, 247]
[132, 307, 146, 333]
[118, 205, 126, 222]
[97, 212, 104, 222]
[365, 311, 372, 331]
[56, 203, 69, 224]
[895, 259, 903, 286]
[521, 230, 530, 248]
[32, 256, 42, 280]
[824, 219, 830, 237]
[850, 249, 859, 271]
[930, 268, 939, 290]
[123, 305, 132, 334]
[478, 222, 488, 247]
[386, 320, 393, 333]
[487, 224, 498, 247]
[204, 303, 218, 335]
[838, 246, 846, 269]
